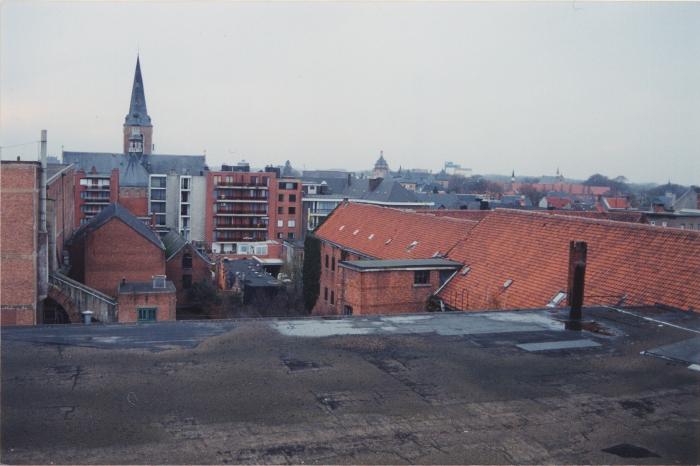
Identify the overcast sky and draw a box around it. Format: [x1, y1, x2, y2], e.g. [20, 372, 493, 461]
[1, 1, 698, 185]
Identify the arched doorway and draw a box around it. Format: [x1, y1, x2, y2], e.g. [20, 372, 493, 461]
[42, 297, 71, 324]
[45, 287, 81, 324]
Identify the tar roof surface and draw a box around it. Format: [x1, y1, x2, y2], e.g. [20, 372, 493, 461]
[3, 306, 698, 464]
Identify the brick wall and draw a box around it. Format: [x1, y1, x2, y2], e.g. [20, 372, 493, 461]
[312, 240, 367, 315]
[83, 218, 165, 297]
[117, 289, 176, 323]
[47, 167, 75, 268]
[118, 186, 149, 217]
[166, 245, 212, 306]
[1, 162, 40, 326]
[339, 268, 440, 315]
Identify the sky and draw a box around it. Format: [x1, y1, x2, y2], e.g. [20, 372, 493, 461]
[1, 1, 699, 185]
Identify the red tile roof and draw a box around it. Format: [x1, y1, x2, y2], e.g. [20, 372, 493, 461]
[314, 203, 477, 259]
[544, 197, 572, 209]
[540, 210, 646, 224]
[438, 209, 700, 312]
[603, 197, 631, 210]
[417, 210, 492, 222]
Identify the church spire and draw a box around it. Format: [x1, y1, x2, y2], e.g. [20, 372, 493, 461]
[125, 55, 151, 127]
[123, 55, 153, 155]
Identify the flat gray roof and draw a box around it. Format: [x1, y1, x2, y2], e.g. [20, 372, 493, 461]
[340, 258, 462, 271]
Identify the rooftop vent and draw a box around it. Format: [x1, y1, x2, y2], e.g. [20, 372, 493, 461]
[368, 233, 375, 240]
[547, 291, 567, 308]
[503, 279, 513, 289]
[407, 240, 418, 251]
[353, 229, 360, 235]
[461, 266, 471, 276]
[385, 238, 392, 245]
[339, 225, 345, 231]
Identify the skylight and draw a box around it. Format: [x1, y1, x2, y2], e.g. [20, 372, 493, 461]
[353, 229, 360, 235]
[461, 266, 471, 276]
[385, 238, 392, 245]
[547, 291, 567, 308]
[407, 240, 418, 251]
[368, 234, 374, 240]
[339, 225, 345, 231]
[503, 279, 513, 289]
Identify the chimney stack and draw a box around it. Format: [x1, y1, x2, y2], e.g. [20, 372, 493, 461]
[567, 240, 587, 322]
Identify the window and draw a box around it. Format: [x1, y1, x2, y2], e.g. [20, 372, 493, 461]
[325, 254, 329, 268]
[277, 207, 283, 214]
[150, 176, 166, 188]
[150, 190, 166, 201]
[278, 194, 284, 202]
[331, 257, 335, 271]
[138, 308, 157, 322]
[288, 207, 296, 215]
[414, 270, 430, 285]
[330, 291, 335, 304]
[182, 253, 193, 269]
[287, 232, 295, 239]
[324, 287, 328, 301]
[262, 176, 269, 186]
[182, 274, 192, 289]
[277, 232, 283, 239]
[343, 305, 353, 316]
[289, 194, 297, 202]
[288, 220, 296, 228]
[277, 219, 283, 227]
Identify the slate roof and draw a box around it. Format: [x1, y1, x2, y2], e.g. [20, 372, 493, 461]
[342, 178, 419, 203]
[314, 203, 477, 260]
[162, 230, 214, 263]
[302, 177, 349, 195]
[63, 151, 206, 187]
[124, 56, 151, 127]
[341, 258, 462, 271]
[70, 203, 164, 250]
[438, 209, 700, 312]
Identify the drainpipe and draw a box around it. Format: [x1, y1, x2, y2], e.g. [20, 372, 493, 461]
[37, 130, 49, 323]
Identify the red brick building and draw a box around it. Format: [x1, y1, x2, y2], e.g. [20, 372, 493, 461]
[68, 203, 167, 297]
[47, 164, 76, 268]
[205, 170, 302, 254]
[117, 278, 176, 322]
[1, 162, 44, 325]
[312, 203, 477, 315]
[163, 230, 214, 306]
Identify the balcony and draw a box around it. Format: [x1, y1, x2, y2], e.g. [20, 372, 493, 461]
[214, 232, 268, 242]
[215, 208, 268, 216]
[84, 185, 111, 191]
[215, 181, 268, 189]
[82, 198, 110, 204]
[216, 195, 268, 203]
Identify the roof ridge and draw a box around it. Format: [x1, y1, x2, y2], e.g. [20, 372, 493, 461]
[493, 208, 700, 238]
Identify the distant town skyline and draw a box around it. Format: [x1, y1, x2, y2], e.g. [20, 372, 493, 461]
[1, 1, 698, 185]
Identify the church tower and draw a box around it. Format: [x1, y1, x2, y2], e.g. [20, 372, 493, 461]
[123, 55, 153, 156]
[372, 150, 389, 179]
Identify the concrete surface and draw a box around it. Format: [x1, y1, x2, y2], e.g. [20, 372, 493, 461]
[2, 307, 700, 464]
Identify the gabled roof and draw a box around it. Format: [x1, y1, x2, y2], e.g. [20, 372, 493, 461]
[162, 230, 214, 264]
[314, 203, 477, 260]
[438, 209, 700, 312]
[70, 203, 164, 250]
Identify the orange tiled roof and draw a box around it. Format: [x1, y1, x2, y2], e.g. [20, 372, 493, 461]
[603, 197, 631, 209]
[438, 209, 700, 312]
[545, 197, 572, 209]
[314, 203, 477, 259]
[417, 210, 492, 222]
